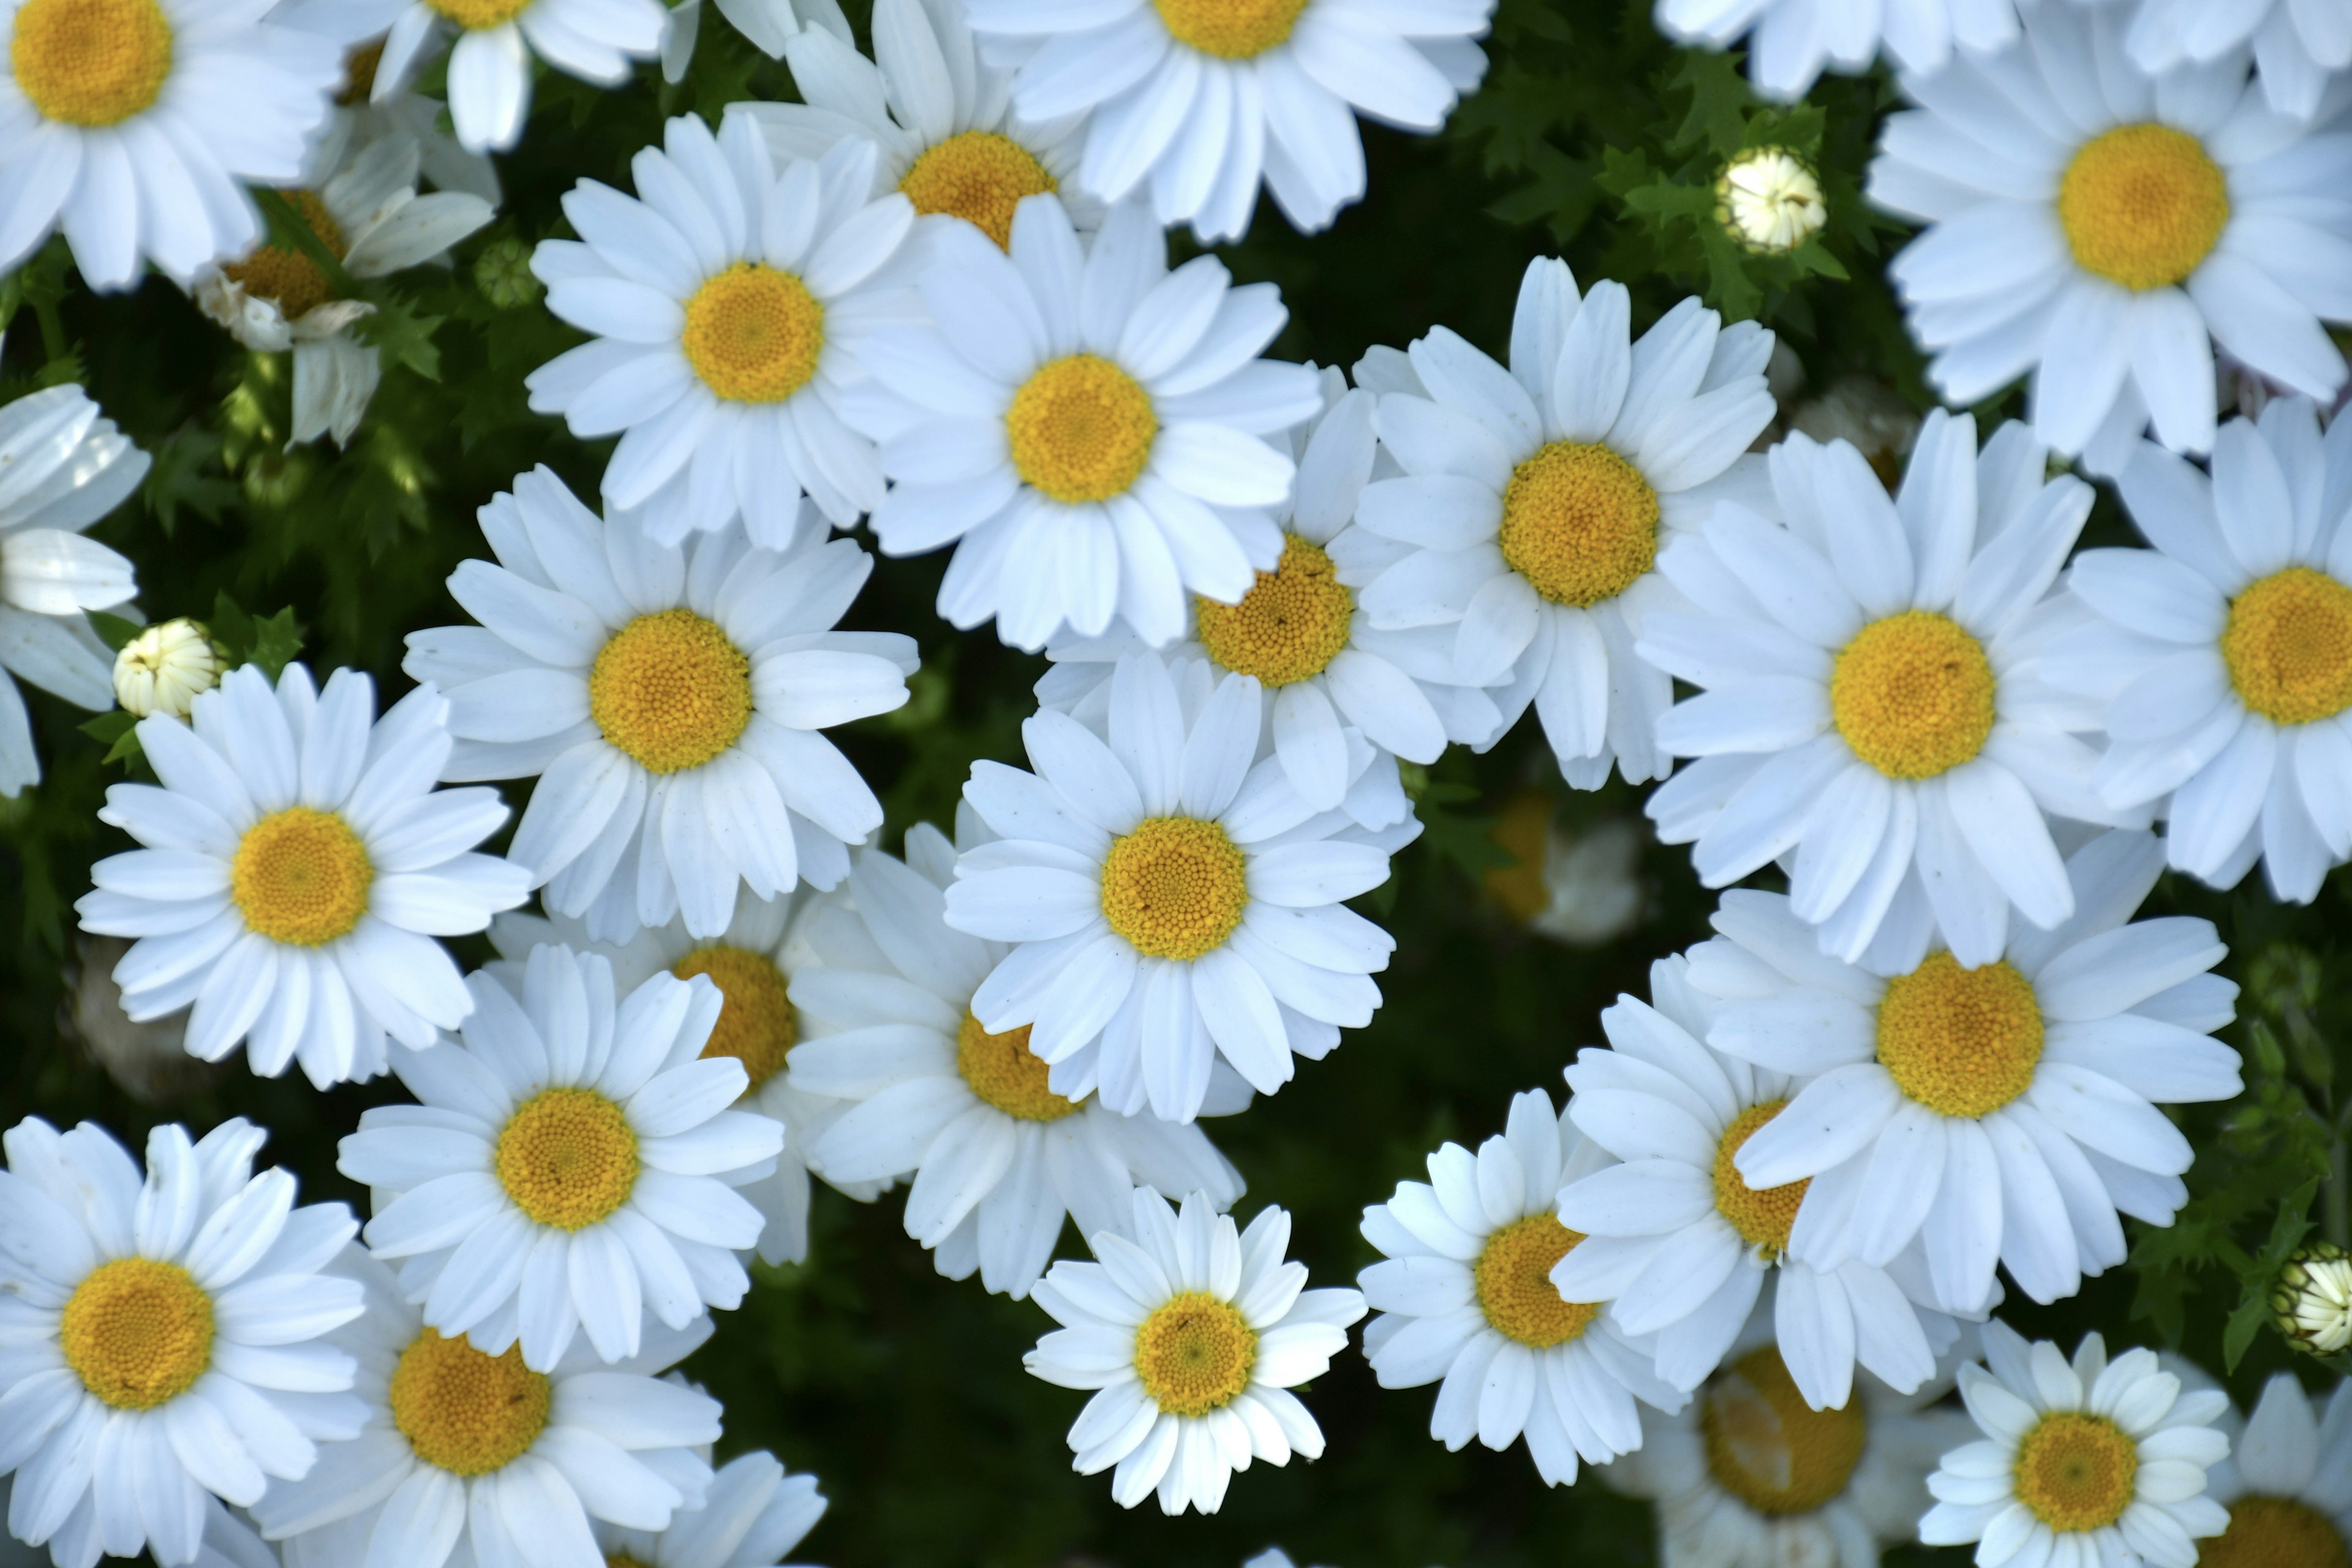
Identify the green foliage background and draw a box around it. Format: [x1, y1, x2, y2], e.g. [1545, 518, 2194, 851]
[2, 0, 2346, 1564]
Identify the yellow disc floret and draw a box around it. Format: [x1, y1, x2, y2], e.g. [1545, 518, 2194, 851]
[2199, 1496, 2352, 1568]
[2058, 124, 2230, 292]
[1472, 1214, 1598, 1349]
[2221, 567, 2352, 726]
[1875, 952, 2044, 1119]
[1194, 535, 1355, 687]
[222, 190, 345, 320]
[957, 1011, 1082, 1122]
[680, 264, 824, 404]
[1700, 1348, 1867, 1516]
[2013, 1411, 2139, 1534]
[1133, 1291, 1256, 1416]
[1153, 0, 1308, 57]
[232, 807, 374, 948]
[589, 609, 753, 775]
[673, 946, 794, 1090]
[1005, 354, 1158, 504]
[423, 0, 535, 31]
[494, 1087, 641, 1231]
[1098, 816, 1249, 962]
[11, 0, 173, 128]
[1498, 442, 1660, 608]
[390, 1329, 552, 1477]
[59, 1258, 214, 1411]
[1830, 610, 1997, 779]
[1713, 1101, 1808, 1259]
[899, 131, 1057, 250]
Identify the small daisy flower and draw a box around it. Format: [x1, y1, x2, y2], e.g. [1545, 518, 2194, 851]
[528, 118, 919, 546]
[340, 943, 786, 1371]
[1642, 413, 2118, 970]
[2120, 0, 2352, 121]
[1357, 1088, 1687, 1487]
[852, 194, 1322, 650]
[2274, 1244, 2352, 1356]
[1025, 1188, 1366, 1516]
[1689, 829, 2242, 1319]
[944, 649, 1400, 1124]
[113, 618, 224, 720]
[402, 466, 915, 942]
[77, 663, 530, 1087]
[595, 1449, 827, 1568]
[1920, 1322, 2230, 1568]
[0, 1117, 365, 1568]
[1656, 0, 2022, 101]
[2199, 1372, 2352, 1564]
[1869, 2, 2352, 469]
[1715, 146, 1825, 256]
[1353, 258, 1777, 790]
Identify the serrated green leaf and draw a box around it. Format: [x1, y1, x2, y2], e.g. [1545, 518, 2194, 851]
[86, 612, 141, 652]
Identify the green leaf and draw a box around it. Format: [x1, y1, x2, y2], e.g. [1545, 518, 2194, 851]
[141, 425, 239, 535]
[244, 608, 306, 681]
[358, 297, 447, 384]
[2222, 1283, 2270, 1372]
[76, 710, 144, 766]
[86, 612, 142, 652]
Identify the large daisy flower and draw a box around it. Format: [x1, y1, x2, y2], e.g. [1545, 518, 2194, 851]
[1920, 1322, 2229, 1568]
[2045, 398, 2352, 902]
[943, 650, 1399, 1123]
[528, 118, 918, 546]
[1642, 413, 2117, 970]
[1869, 2, 2352, 469]
[2117, 0, 2352, 121]
[0, 384, 145, 795]
[77, 663, 530, 1088]
[0, 1117, 364, 1568]
[1654, 0, 2022, 102]
[339, 944, 785, 1371]
[1689, 830, 2241, 1319]
[401, 466, 915, 942]
[1353, 258, 1777, 790]
[595, 1450, 826, 1568]
[1024, 1188, 1366, 1515]
[851, 194, 1322, 651]
[2198, 1372, 2352, 1564]
[1357, 1088, 1686, 1487]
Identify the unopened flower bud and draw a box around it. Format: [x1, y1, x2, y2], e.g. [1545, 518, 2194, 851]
[1716, 146, 1827, 255]
[113, 619, 224, 719]
[473, 235, 541, 309]
[2271, 1242, 2352, 1355]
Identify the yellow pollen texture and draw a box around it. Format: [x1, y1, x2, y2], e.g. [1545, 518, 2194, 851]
[222, 190, 347, 320]
[589, 609, 753, 775]
[680, 264, 824, 404]
[495, 1087, 641, 1231]
[390, 1330, 552, 1477]
[1006, 354, 1158, 504]
[2013, 1411, 2139, 1534]
[1196, 535, 1355, 687]
[1098, 816, 1249, 962]
[1133, 1291, 1256, 1416]
[1700, 1348, 1867, 1517]
[11, 0, 173, 127]
[1498, 442, 1660, 608]
[59, 1258, 214, 1411]
[232, 807, 374, 948]
[2199, 1496, 2352, 1568]
[2222, 567, 2352, 726]
[422, 0, 534, 30]
[1473, 1214, 1597, 1349]
[1875, 953, 2044, 1119]
[899, 131, 1057, 250]
[607, 1556, 656, 1568]
[957, 1011, 1082, 1122]
[1713, 1101, 1808, 1259]
[1830, 610, 1996, 779]
[673, 946, 794, 1090]
[2058, 123, 2230, 292]
[1152, 0, 1308, 57]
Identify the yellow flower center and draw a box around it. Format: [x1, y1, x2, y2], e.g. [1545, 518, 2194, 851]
[1875, 952, 2044, 1119]
[898, 130, 1058, 251]
[1133, 1291, 1257, 1416]
[1472, 1213, 1598, 1349]
[2058, 123, 2230, 292]
[1700, 1348, 1867, 1517]
[1830, 610, 1996, 779]
[389, 1329, 552, 1477]
[58, 1258, 213, 1411]
[10, 0, 173, 127]
[1497, 441, 1660, 608]
[957, 1011, 1082, 1122]
[607, 1558, 655, 1568]
[2013, 1411, 2139, 1534]
[2220, 566, 2352, 726]
[1005, 354, 1158, 504]
[589, 609, 753, 775]
[1481, 789, 1554, 926]
[680, 263, 824, 404]
[494, 1087, 640, 1231]
[673, 946, 794, 1090]
[1098, 816, 1249, 962]
[1194, 535, 1355, 688]
[1713, 1101, 1808, 1260]
[231, 807, 374, 948]
[1152, 0, 1308, 57]
[2199, 1496, 2352, 1568]
[336, 36, 384, 104]
[222, 189, 346, 321]
[423, 0, 534, 30]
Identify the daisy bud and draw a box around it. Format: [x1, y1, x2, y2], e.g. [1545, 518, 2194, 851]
[111, 617, 222, 718]
[1714, 146, 1825, 254]
[2271, 1243, 2352, 1356]
[472, 234, 540, 309]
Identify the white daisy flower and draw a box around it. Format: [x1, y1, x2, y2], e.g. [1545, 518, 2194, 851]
[595, 1449, 826, 1568]
[1688, 829, 2242, 1320]
[76, 663, 529, 1088]
[1655, 0, 2023, 102]
[2199, 1372, 2352, 1564]
[1352, 258, 1777, 790]
[2045, 398, 2352, 902]
[1919, 1322, 2230, 1568]
[339, 943, 786, 1371]
[1356, 1087, 1687, 1487]
[255, 1245, 720, 1568]
[943, 649, 1399, 1124]
[1868, 1, 2352, 469]
[0, 1117, 365, 1568]
[2117, 0, 2352, 122]
[113, 617, 224, 720]
[401, 466, 916, 942]
[0, 384, 145, 794]
[966, 0, 1493, 240]
[527, 117, 919, 546]
[1025, 1188, 1366, 1515]
[1553, 954, 1967, 1412]
[1642, 412, 2120, 970]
